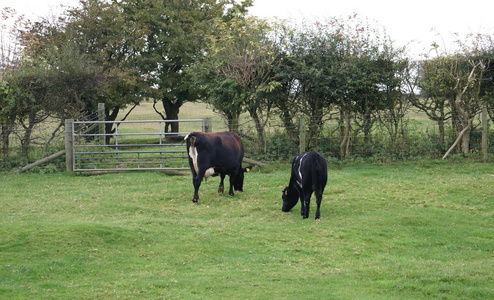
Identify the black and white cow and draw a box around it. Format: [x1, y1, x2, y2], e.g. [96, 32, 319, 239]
[282, 151, 328, 219]
[185, 131, 252, 203]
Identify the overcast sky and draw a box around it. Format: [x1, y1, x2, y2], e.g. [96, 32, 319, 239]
[3, 0, 494, 57]
[250, 0, 494, 57]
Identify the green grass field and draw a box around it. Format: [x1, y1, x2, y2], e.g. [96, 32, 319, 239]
[1, 160, 493, 299]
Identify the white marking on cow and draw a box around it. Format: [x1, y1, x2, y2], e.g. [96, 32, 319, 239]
[188, 144, 199, 174]
[204, 167, 215, 181]
[296, 152, 309, 188]
[205, 167, 215, 177]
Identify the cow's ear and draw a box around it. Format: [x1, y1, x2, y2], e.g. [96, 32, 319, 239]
[244, 166, 253, 173]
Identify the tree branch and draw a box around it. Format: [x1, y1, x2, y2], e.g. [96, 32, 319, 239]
[442, 123, 471, 160]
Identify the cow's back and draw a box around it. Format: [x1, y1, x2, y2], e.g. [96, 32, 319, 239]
[291, 151, 327, 188]
[187, 131, 244, 172]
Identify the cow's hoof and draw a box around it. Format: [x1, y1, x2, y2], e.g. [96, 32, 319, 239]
[315, 216, 321, 220]
[192, 198, 198, 204]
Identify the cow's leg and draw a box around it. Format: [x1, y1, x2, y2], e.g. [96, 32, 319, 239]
[295, 186, 305, 217]
[218, 173, 226, 193]
[299, 193, 305, 216]
[227, 170, 238, 196]
[302, 192, 312, 219]
[314, 188, 323, 219]
[192, 169, 205, 203]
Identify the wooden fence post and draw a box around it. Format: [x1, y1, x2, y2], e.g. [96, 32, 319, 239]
[65, 119, 74, 172]
[98, 103, 105, 145]
[299, 116, 306, 154]
[203, 118, 212, 133]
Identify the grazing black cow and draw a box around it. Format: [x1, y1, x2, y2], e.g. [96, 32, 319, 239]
[282, 151, 328, 219]
[185, 131, 252, 203]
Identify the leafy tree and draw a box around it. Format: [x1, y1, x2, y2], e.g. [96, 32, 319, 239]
[294, 22, 341, 149]
[197, 11, 278, 151]
[413, 55, 455, 145]
[377, 56, 412, 155]
[473, 36, 494, 125]
[270, 20, 343, 149]
[4, 60, 52, 157]
[0, 80, 17, 161]
[269, 42, 303, 143]
[416, 34, 492, 155]
[63, 0, 144, 141]
[3, 13, 55, 158]
[451, 55, 486, 154]
[46, 43, 106, 120]
[331, 16, 402, 158]
[123, 0, 249, 134]
[0, 7, 25, 161]
[273, 15, 402, 157]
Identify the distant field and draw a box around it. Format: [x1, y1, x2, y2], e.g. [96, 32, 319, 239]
[123, 101, 237, 133]
[1, 161, 493, 299]
[125, 101, 216, 121]
[121, 101, 444, 144]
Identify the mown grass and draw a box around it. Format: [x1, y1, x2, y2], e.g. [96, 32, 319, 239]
[1, 160, 493, 299]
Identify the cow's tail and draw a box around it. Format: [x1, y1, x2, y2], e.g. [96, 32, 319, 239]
[166, 135, 187, 142]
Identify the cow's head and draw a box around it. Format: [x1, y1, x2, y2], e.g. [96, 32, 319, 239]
[282, 185, 299, 212]
[233, 165, 253, 192]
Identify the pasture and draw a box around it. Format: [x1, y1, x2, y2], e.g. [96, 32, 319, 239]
[1, 160, 493, 299]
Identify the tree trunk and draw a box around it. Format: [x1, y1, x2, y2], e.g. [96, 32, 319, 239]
[453, 93, 472, 154]
[277, 99, 299, 143]
[161, 97, 182, 134]
[443, 124, 471, 159]
[21, 113, 36, 158]
[437, 119, 445, 145]
[249, 109, 267, 153]
[461, 125, 471, 154]
[105, 106, 121, 144]
[227, 115, 240, 132]
[362, 113, 373, 156]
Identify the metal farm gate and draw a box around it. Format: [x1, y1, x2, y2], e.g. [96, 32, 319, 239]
[65, 119, 211, 172]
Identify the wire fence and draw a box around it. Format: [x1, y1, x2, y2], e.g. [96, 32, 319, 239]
[1, 110, 493, 171]
[207, 112, 494, 162]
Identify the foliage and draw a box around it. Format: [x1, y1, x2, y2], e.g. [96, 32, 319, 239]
[121, 0, 253, 133]
[4, 60, 52, 157]
[416, 34, 494, 154]
[269, 15, 408, 157]
[1, 3, 494, 163]
[0, 162, 493, 298]
[63, 0, 145, 141]
[0, 80, 17, 160]
[192, 6, 277, 153]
